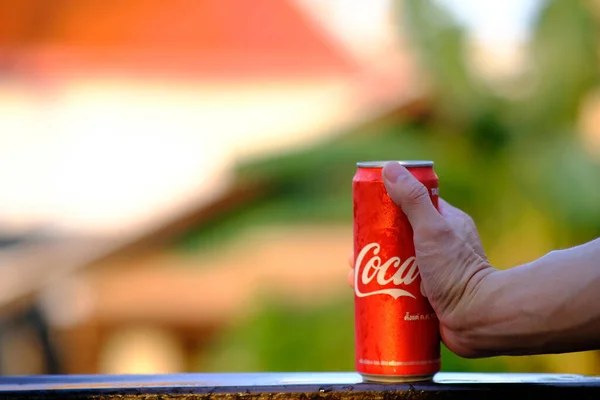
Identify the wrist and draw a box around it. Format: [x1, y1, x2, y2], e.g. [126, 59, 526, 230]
[440, 265, 502, 358]
[446, 251, 572, 357]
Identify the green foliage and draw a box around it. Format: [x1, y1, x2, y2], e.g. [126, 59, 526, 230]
[200, 298, 355, 372]
[399, 0, 490, 127]
[524, 0, 599, 133]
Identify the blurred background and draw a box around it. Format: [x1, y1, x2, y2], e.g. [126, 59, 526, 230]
[0, 0, 599, 376]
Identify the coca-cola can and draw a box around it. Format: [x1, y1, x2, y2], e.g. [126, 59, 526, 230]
[353, 160, 440, 383]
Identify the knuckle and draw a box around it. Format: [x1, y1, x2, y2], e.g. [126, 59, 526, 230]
[465, 215, 477, 231]
[461, 219, 473, 237]
[414, 222, 454, 254]
[455, 208, 475, 226]
[454, 211, 478, 236]
[419, 219, 453, 241]
[462, 212, 475, 226]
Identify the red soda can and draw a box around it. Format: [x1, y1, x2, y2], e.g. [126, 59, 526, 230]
[353, 160, 440, 382]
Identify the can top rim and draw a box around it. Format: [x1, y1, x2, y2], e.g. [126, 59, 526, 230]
[356, 160, 434, 168]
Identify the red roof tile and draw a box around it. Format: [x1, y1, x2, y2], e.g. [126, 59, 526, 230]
[0, 0, 357, 79]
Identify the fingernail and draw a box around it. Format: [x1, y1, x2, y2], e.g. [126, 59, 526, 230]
[382, 162, 406, 184]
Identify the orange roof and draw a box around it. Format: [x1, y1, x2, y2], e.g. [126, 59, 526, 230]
[0, 0, 357, 79]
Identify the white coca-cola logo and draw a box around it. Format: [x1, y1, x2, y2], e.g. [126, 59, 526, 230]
[354, 242, 426, 299]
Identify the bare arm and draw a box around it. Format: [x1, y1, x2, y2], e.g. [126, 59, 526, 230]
[461, 238, 600, 356]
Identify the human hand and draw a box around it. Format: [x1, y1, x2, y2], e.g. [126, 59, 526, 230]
[348, 162, 497, 357]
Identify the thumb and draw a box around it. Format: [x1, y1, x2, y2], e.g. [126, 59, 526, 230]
[382, 162, 443, 233]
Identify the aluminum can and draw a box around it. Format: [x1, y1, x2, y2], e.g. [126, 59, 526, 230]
[353, 160, 440, 382]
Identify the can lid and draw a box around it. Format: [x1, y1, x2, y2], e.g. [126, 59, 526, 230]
[356, 160, 434, 168]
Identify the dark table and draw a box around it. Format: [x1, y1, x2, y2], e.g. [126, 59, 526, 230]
[0, 372, 599, 399]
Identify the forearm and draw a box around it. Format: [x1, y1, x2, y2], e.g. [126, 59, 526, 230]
[464, 238, 600, 356]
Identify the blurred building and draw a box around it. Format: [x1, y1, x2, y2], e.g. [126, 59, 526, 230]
[0, 0, 419, 236]
[0, 0, 423, 374]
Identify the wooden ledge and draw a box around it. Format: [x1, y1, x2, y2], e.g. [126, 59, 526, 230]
[0, 372, 599, 399]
